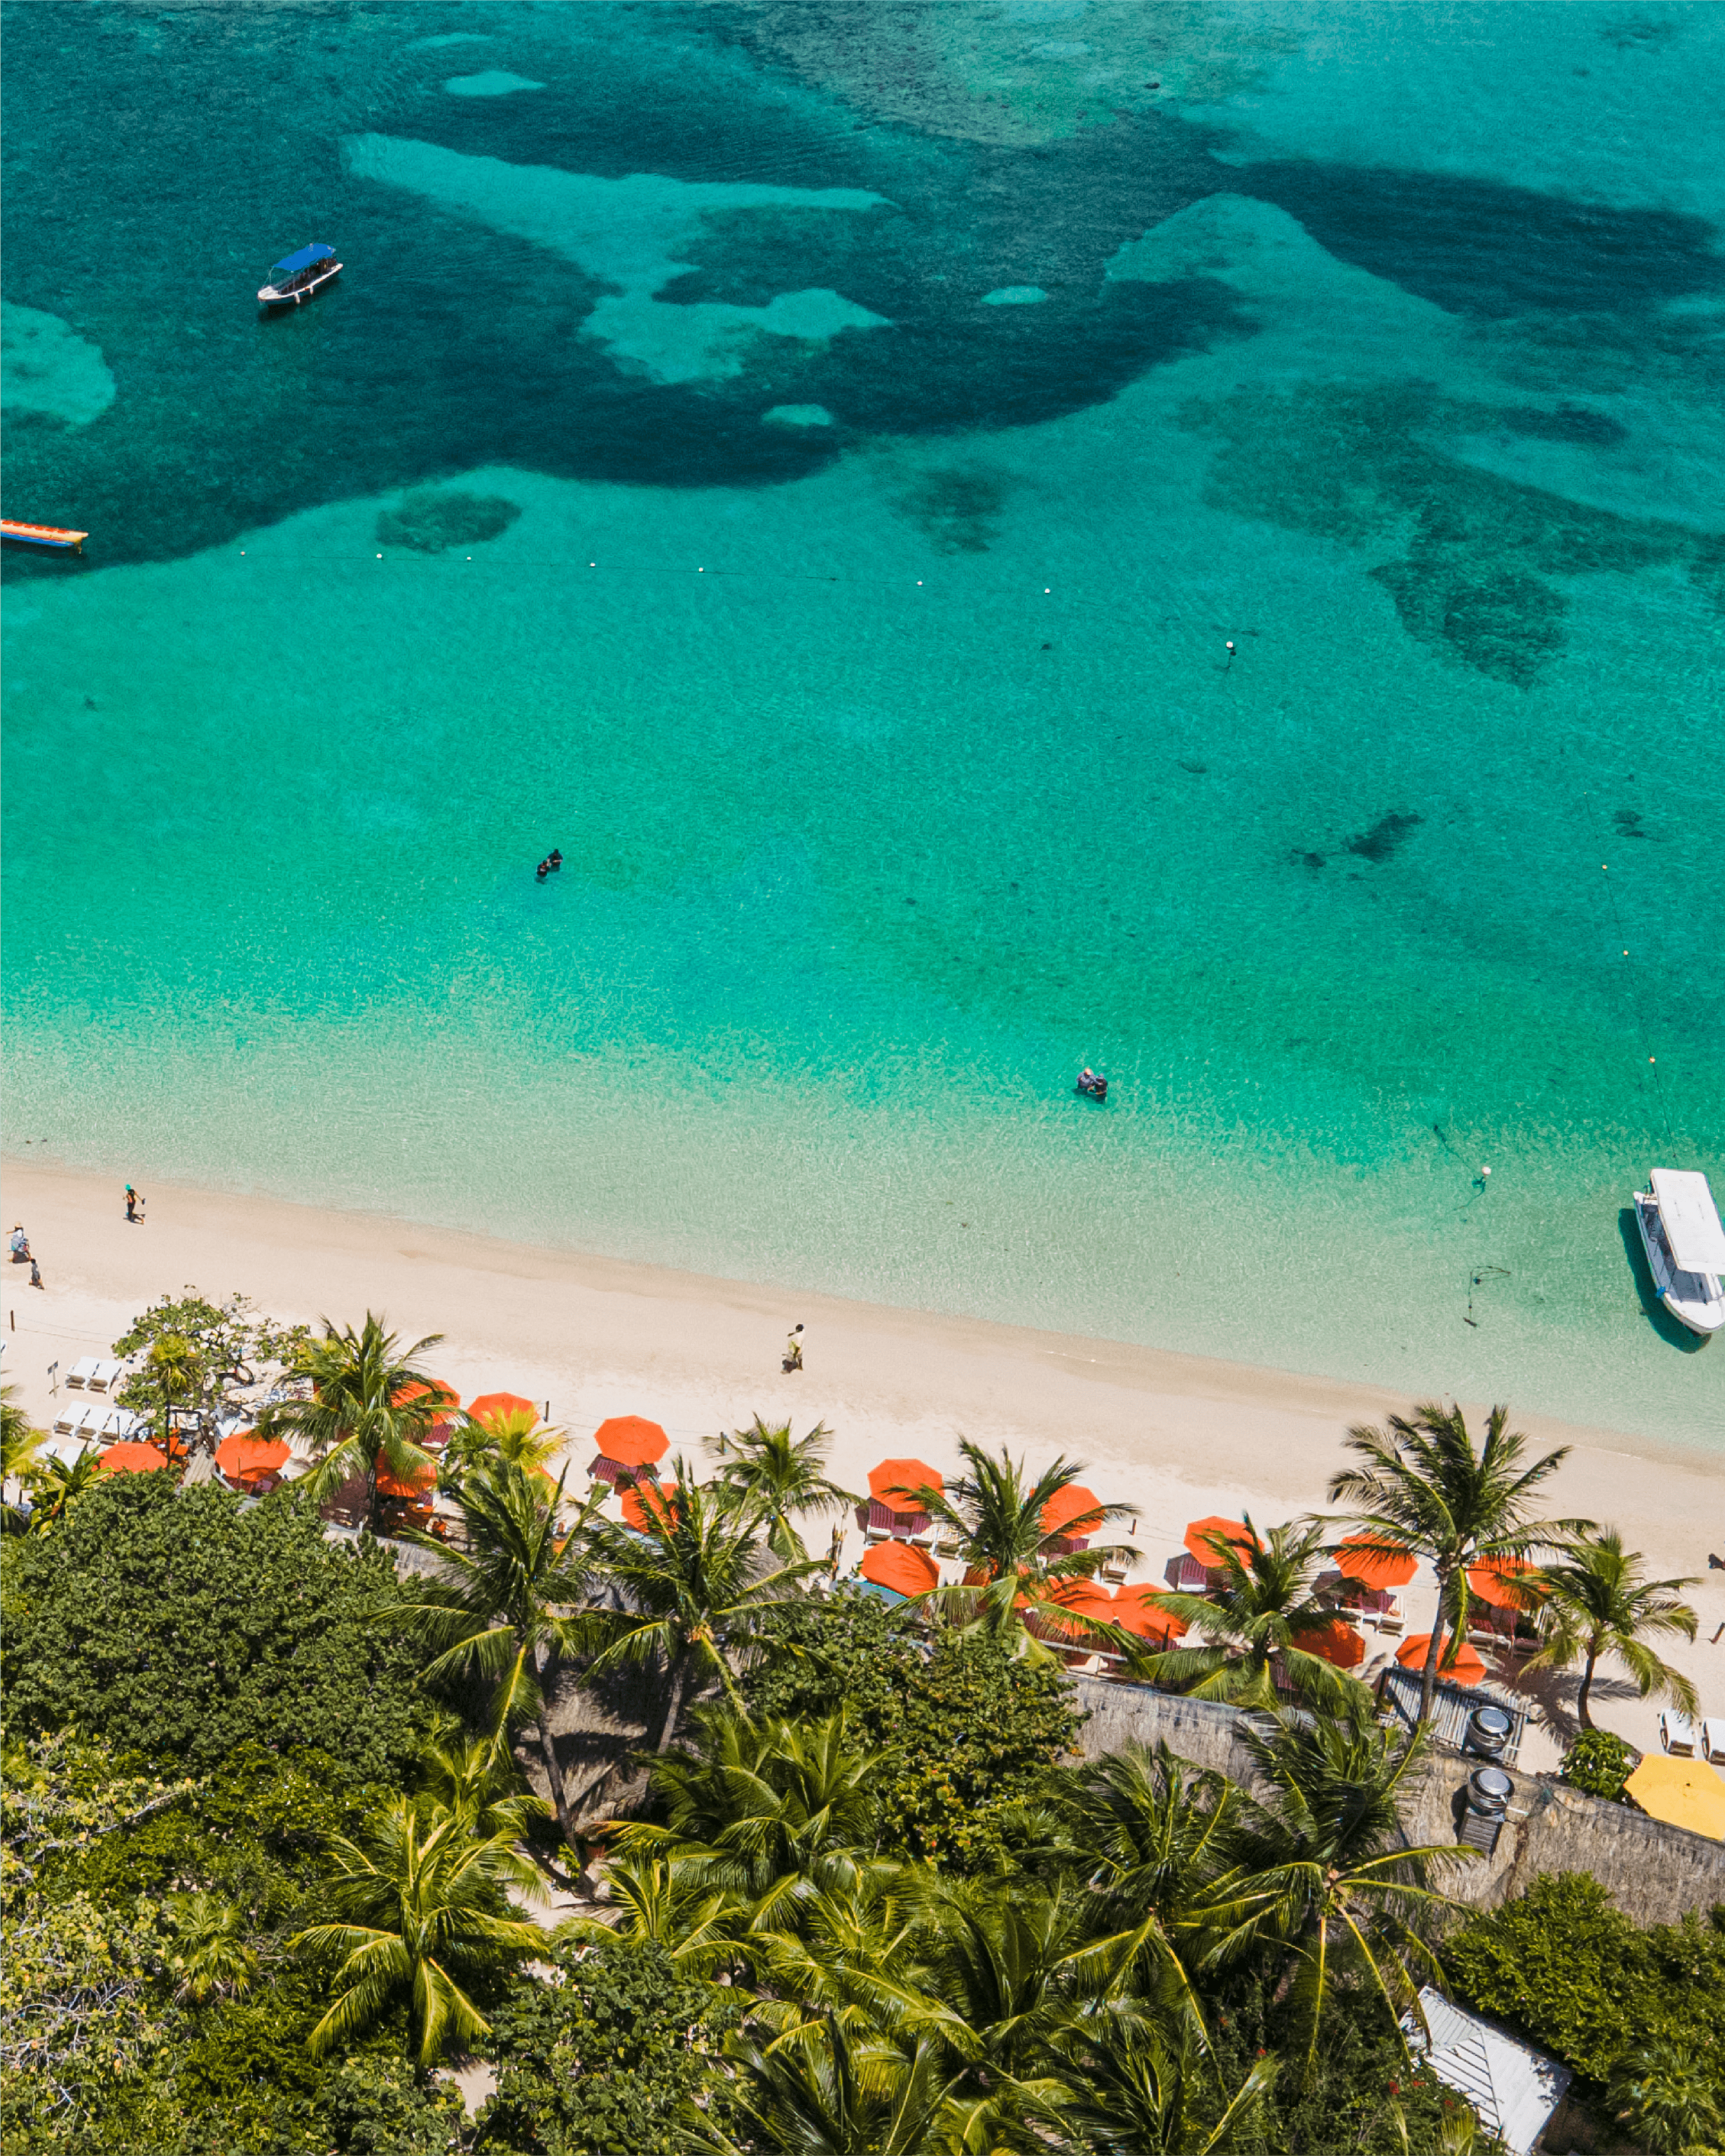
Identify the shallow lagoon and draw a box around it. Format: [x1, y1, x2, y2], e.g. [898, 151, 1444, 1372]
[4, 2, 1722, 1443]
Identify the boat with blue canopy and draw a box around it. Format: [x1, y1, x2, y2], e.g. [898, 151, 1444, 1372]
[258, 242, 341, 310]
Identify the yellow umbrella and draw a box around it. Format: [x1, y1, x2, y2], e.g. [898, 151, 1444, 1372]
[1622, 1754, 1725, 1840]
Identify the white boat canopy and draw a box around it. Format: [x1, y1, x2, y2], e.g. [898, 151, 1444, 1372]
[1650, 1169, 1725, 1275]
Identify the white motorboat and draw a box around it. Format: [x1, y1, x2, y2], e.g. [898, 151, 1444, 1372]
[258, 242, 341, 309]
[1633, 1169, 1725, 1337]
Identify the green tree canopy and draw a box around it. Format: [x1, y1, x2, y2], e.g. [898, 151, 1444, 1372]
[743, 1586, 1082, 1869]
[1444, 1872, 1725, 2095]
[112, 1287, 310, 1441]
[474, 1937, 741, 2156]
[1, 1475, 437, 1782]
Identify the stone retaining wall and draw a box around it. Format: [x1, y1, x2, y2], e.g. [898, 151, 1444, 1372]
[1068, 1676, 1725, 1928]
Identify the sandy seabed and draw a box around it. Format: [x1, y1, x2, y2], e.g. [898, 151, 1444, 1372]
[5, 1157, 1723, 1768]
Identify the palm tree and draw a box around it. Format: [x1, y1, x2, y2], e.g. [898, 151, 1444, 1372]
[2, 1383, 47, 1533]
[1523, 1532, 1699, 1729]
[258, 1312, 445, 1532]
[916, 1440, 1139, 1664]
[689, 2014, 964, 2156]
[712, 1416, 860, 1561]
[581, 1463, 827, 1751]
[415, 1729, 553, 1902]
[146, 1332, 202, 1451]
[165, 1891, 258, 2003]
[912, 1871, 1101, 2135]
[444, 1405, 563, 1489]
[1227, 1713, 1467, 2084]
[1057, 2011, 1278, 2155]
[745, 1874, 940, 2048]
[1136, 1519, 1375, 1718]
[1608, 2039, 1724, 2156]
[1040, 1744, 1259, 2017]
[556, 1848, 739, 1978]
[24, 1443, 103, 1534]
[292, 1798, 542, 2069]
[617, 1710, 901, 1921]
[384, 1459, 604, 1850]
[1326, 1401, 1590, 1720]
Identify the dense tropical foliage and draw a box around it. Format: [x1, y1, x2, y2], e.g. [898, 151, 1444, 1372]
[1445, 1872, 1725, 2144]
[5, 1314, 1716, 2154]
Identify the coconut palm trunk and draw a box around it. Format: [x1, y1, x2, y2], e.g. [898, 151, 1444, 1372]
[657, 1645, 696, 1753]
[1575, 1645, 1602, 1729]
[531, 1642, 578, 1845]
[1420, 1565, 1455, 1724]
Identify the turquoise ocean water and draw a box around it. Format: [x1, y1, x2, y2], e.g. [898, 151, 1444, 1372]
[4, 2, 1722, 1445]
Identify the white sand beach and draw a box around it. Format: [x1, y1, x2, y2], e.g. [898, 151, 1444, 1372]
[5, 1157, 1723, 1765]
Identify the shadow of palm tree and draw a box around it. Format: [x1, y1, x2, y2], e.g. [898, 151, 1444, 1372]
[1617, 1207, 1708, 1352]
[1484, 1645, 1648, 1749]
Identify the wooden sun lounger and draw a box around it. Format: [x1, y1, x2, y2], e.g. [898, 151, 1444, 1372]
[1701, 1717, 1725, 1765]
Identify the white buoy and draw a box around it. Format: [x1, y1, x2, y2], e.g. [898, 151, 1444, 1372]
[1480, 1165, 1491, 1179]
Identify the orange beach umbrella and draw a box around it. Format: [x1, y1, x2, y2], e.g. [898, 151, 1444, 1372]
[393, 1380, 460, 1412]
[621, 1480, 675, 1533]
[592, 1416, 670, 1471]
[860, 1540, 939, 1598]
[1397, 1633, 1486, 1686]
[214, 1431, 291, 1482]
[99, 1442, 172, 1475]
[375, 1458, 437, 1500]
[1183, 1516, 1255, 1565]
[1300, 1616, 1367, 1669]
[1335, 1536, 1419, 1591]
[1041, 1485, 1105, 1540]
[468, 1392, 536, 1426]
[1467, 1557, 1540, 1613]
[867, 1458, 944, 1512]
[1112, 1585, 1190, 1646]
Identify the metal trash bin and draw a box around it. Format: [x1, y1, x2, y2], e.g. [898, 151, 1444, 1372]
[1464, 1703, 1513, 1761]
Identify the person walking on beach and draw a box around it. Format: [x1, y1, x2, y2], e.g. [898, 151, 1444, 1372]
[124, 1184, 143, 1223]
[783, 1323, 805, 1373]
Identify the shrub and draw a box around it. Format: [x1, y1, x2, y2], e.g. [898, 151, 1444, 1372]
[742, 1586, 1083, 1867]
[1559, 1729, 1636, 1801]
[1444, 1872, 1725, 2098]
[1, 1476, 436, 1783]
[474, 1938, 739, 2155]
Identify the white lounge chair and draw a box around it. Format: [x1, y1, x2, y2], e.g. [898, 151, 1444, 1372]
[1101, 1554, 1130, 1583]
[86, 1358, 123, 1394]
[1701, 1718, 1725, 1765]
[1660, 1710, 1696, 1756]
[65, 1356, 99, 1391]
[1377, 1593, 1406, 1638]
[52, 1402, 97, 1439]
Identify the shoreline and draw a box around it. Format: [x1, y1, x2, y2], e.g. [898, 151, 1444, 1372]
[5, 1156, 1723, 1762]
